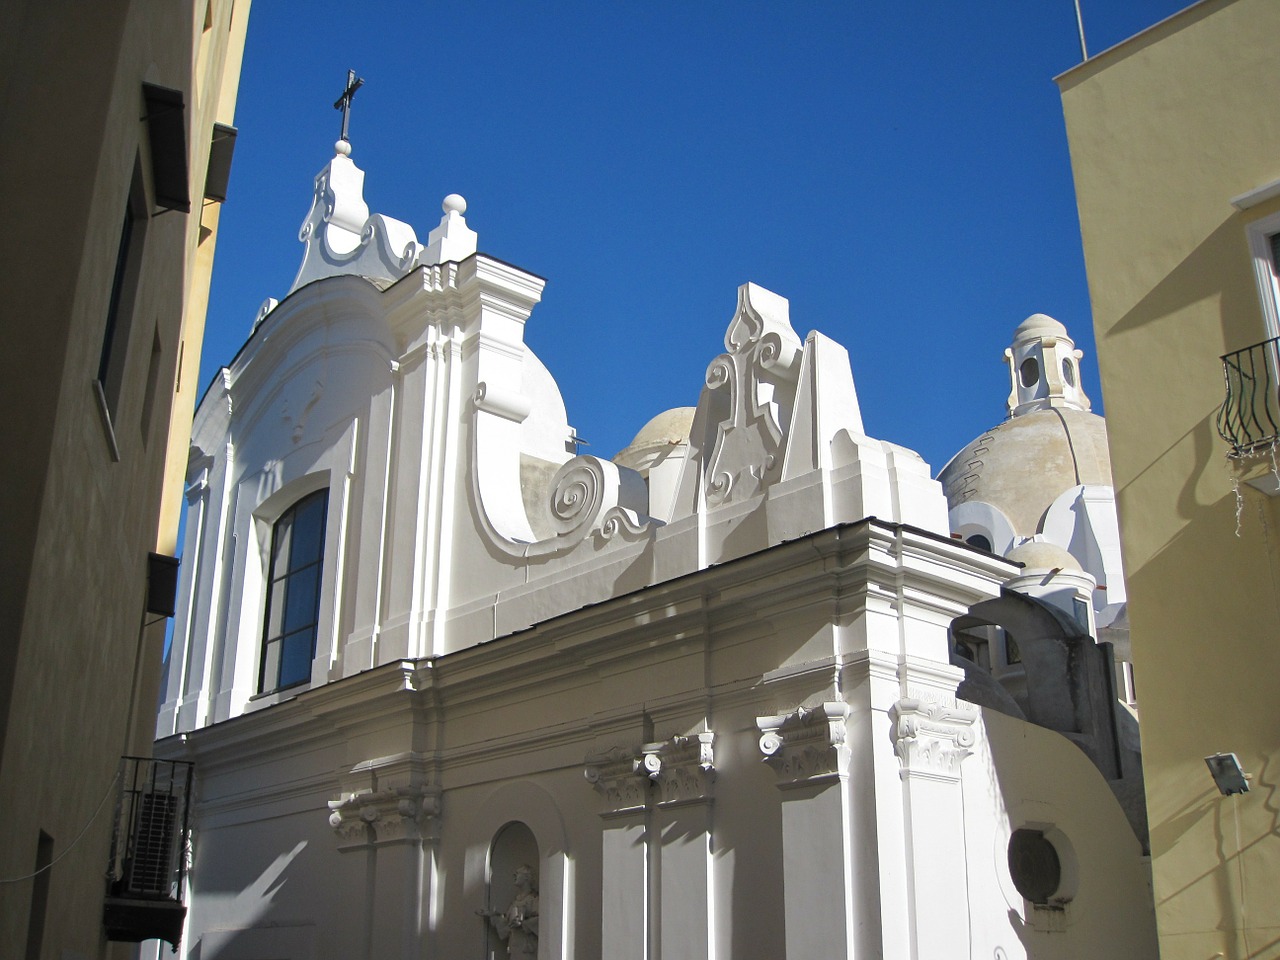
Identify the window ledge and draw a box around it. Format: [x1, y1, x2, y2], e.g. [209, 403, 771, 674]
[1232, 177, 1280, 211]
[93, 379, 121, 462]
[246, 684, 308, 712]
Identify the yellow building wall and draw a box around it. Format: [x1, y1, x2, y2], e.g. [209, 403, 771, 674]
[0, 2, 248, 958]
[1059, 1, 1280, 956]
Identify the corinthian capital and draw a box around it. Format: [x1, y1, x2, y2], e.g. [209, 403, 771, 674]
[888, 695, 978, 781]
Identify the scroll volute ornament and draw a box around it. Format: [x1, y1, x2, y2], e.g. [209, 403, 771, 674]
[756, 702, 850, 784]
[704, 283, 804, 506]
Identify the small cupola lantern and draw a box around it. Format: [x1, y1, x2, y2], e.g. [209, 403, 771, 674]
[1004, 314, 1092, 418]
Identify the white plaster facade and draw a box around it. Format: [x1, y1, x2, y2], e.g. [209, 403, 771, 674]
[156, 145, 1156, 959]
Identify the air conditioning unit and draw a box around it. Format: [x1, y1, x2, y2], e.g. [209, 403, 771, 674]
[103, 756, 194, 949]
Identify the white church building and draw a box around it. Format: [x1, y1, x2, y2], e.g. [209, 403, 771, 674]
[154, 140, 1156, 959]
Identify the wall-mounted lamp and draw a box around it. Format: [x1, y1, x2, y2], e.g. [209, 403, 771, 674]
[1205, 752, 1250, 796]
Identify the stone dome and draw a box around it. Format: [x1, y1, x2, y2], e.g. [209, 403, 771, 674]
[614, 407, 695, 474]
[1012, 313, 1068, 343]
[937, 407, 1112, 536]
[1005, 539, 1082, 572]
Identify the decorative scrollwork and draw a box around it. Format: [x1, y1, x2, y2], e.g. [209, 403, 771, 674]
[705, 354, 733, 390]
[700, 284, 805, 508]
[757, 330, 790, 370]
[550, 457, 610, 536]
[399, 240, 424, 270]
[598, 506, 650, 543]
[706, 470, 733, 506]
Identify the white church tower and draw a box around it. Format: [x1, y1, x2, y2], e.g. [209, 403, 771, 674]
[154, 138, 1156, 960]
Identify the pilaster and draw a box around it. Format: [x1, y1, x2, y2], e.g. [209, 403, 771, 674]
[327, 754, 439, 959]
[889, 693, 979, 960]
[586, 732, 717, 960]
[757, 703, 854, 959]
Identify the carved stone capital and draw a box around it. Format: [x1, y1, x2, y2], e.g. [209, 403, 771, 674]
[585, 732, 717, 812]
[584, 747, 649, 813]
[756, 702, 850, 786]
[652, 732, 716, 806]
[888, 695, 978, 781]
[327, 784, 442, 849]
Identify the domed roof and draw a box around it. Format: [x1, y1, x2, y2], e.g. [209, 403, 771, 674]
[1006, 539, 1082, 572]
[614, 407, 695, 472]
[1013, 313, 1068, 343]
[937, 407, 1112, 536]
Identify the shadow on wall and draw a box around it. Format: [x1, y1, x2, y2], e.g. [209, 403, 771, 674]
[978, 710, 1159, 960]
[1149, 751, 1280, 958]
[197, 839, 311, 960]
[1105, 216, 1253, 345]
[1103, 213, 1263, 536]
[951, 590, 1148, 851]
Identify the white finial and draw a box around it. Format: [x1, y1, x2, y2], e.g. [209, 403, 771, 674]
[334, 139, 352, 157]
[422, 193, 478, 266]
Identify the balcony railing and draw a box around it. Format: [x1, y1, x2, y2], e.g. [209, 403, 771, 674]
[1218, 336, 1280, 457]
[103, 756, 194, 950]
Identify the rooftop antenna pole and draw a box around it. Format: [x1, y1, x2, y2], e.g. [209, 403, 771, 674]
[1073, 0, 1089, 60]
[334, 69, 364, 144]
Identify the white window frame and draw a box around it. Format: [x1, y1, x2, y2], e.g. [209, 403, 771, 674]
[232, 470, 335, 715]
[1245, 208, 1280, 342]
[1232, 177, 1280, 340]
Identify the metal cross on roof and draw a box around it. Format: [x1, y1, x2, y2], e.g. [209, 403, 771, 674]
[333, 69, 364, 144]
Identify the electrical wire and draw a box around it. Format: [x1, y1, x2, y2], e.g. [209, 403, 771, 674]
[1232, 794, 1252, 957]
[0, 768, 121, 884]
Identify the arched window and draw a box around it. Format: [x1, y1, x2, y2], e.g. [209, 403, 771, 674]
[965, 532, 993, 552]
[1020, 357, 1040, 388]
[259, 490, 328, 693]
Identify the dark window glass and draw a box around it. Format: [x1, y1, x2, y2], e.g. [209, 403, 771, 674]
[1008, 829, 1062, 904]
[97, 162, 148, 422]
[1020, 357, 1040, 388]
[1006, 635, 1022, 664]
[965, 533, 993, 552]
[98, 202, 135, 390]
[259, 490, 328, 693]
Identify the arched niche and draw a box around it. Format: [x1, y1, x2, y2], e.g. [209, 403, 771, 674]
[483, 821, 540, 959]
[461, 780, 569, 960]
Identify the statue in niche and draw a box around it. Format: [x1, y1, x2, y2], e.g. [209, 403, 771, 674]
[477, 863, 539, 956]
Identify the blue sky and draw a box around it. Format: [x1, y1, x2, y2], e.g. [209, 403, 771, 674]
[204, 1, 1192, 474]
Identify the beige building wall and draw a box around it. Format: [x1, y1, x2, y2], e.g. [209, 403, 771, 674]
[1058, 1, 1280, 956]
[0, 2, 249, 957]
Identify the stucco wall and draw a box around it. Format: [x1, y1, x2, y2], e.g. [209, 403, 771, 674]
[1058, 1, 1280, 955]
[0, 2, 248, 957]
